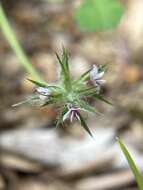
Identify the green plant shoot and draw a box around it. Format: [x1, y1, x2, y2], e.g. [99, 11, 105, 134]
[13, 48, 112, 137]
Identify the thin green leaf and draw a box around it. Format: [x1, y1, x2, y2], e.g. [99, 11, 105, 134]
[41, 99, 59, 107]
[78, 113, 93, 138]
[28, 79, 61, 90]
[75, 68, 91, 83]
[41, 93, 63, 107]
[56, 50, 71, 91]
[98, 64, 108, 72]
[0, 4, 42, 81]
[56, 50, 70, 78]
[76, 99, 99, 114]
[62, 47, 70, 73]
[77, 87, 96, 95]
[56, 105, 68, 127]
[55, 52, 66, 75]
[93, 94, 113, 105]
[62, 49, 71, 90]
[28, 79, 48, 87]
[12, 96, 40, 107]
[118, 138, 143, 190]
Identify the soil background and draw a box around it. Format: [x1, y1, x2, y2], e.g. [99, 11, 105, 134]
[0, 0, 143, 190]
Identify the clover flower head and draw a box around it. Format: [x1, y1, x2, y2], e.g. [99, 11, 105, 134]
[63, 103, 81, 123]
[13, 49, 111, 137]
[90, 64, 106, 89]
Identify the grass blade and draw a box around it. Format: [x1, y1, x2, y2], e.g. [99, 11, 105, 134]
[0, 4, 42, 81]
[117, 138, 143, 190]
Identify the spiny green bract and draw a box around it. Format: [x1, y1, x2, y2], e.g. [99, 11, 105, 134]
[13, 48, 112, 137]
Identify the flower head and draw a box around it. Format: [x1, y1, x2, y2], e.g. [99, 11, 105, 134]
[90, 64, 106, 89]
[13, 49, 111, 137]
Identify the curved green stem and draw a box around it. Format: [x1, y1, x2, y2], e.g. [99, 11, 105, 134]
[0, 3, 43, 82]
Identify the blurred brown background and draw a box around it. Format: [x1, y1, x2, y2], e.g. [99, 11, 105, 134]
[0, 0, 143, 190]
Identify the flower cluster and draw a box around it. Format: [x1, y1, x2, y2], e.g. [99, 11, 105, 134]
[14, 49, 111, 137]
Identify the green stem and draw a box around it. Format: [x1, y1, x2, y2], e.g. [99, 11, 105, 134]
[0, 3, 43, 82]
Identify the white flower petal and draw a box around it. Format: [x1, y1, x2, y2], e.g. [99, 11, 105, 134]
[70, 111, 74, 122]
[90, 65, 98, 80]
[92, 65, 98, 74]
[97, 79, 106, 85]
[75, 113, 80, 121]
[36, 87, 51, 95]
[95, 71, 104, 79]
[39, 95, 48, 101]
[95, 85, 101, 93]
[63, 109, 71, 121]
